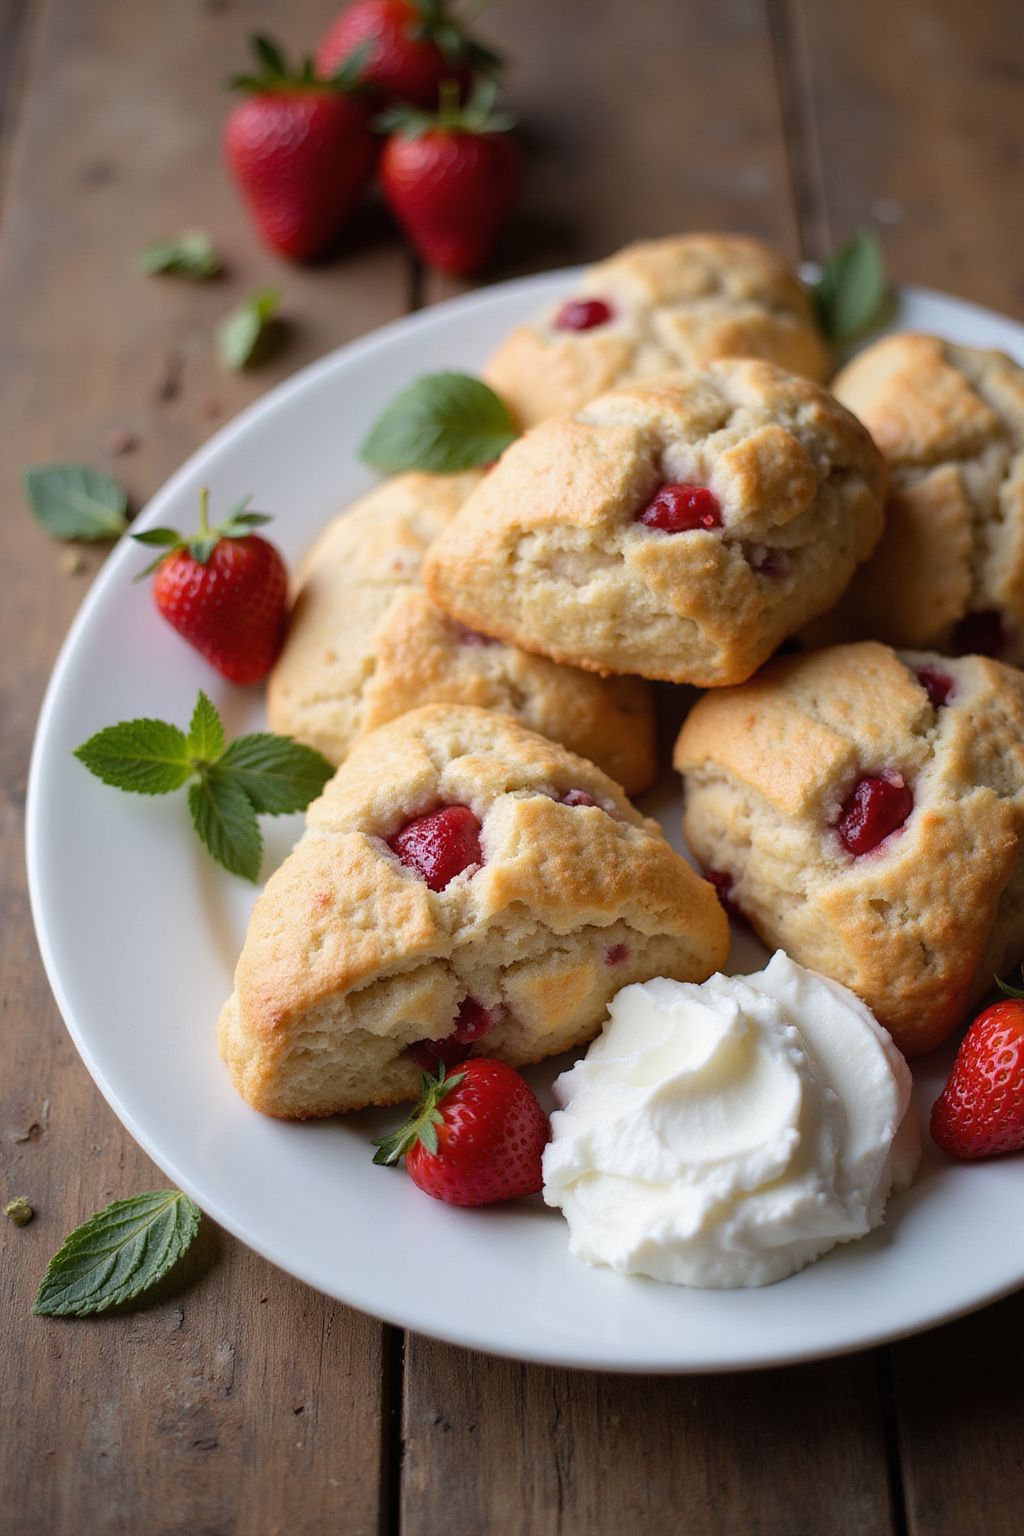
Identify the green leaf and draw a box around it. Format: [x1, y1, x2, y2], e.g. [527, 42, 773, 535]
[138, 230, 221, 280]
[360, 372, 519, 474]
[32, 1191, 201, 1317]
[187, 691, 225, 763]
[218, 288, 281, 370]
[218, 733, 334, 815]
[813, 231, 889, 345]
[25, 464, 129, 542]
[252, 32, 287, 77]
[189, 771, 263, 881]
[131, 527, 181, 548]
[74, 718, 193, 794]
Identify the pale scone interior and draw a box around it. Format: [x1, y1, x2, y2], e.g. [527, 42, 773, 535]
[220, 706, 729, 1118]
[674, 642, 1024, 1056]
[267, 470, 656, 795]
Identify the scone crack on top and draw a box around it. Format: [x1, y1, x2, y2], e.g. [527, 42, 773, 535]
[424, 360, 886, 686]
[219, 704, 728, 1118]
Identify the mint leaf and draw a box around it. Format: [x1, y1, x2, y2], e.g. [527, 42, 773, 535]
[187, 691, 225, 762]
[218, 288, 281, 370]
[218, 733, 334, 814]
[189, 771, 262, 881]
[813, 231, 889, 344]
[138, 230, 221, 280]
[33, 1191, 201, 1317]
[360, 372, 519, 473]
[25, 464, 128, 542]
[74, 718, 192, 794]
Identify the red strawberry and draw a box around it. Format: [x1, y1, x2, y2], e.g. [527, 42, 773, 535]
[373, 1059, 550, 1206]
[378, 81, 521, 275]
[316, 0, 501, 109]
[133, 491, 288, 685]
[931, 981, 1024, 1159]
[225, 34, 375, 262]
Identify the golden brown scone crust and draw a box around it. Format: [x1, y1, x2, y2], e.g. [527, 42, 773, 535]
[267, 471, 656, 795]
[220, 704, 729, 1118]
[423, 362, 885, 686]
[674, 641, 1024, 1055]
[486, 233, 831, 428]
[809, 334, 1024, 660]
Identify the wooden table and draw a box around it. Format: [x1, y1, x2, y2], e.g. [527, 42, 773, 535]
[2, 2, 1022, 1531]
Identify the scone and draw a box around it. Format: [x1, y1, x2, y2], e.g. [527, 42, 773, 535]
[423, 363, 886, 686]
[486, 233, 830, 428]
[674, 641, 1024, 1056]
[812, 334, 1024, 663]
[267, 471, 656, 795]
[219, 704, 729, 1117]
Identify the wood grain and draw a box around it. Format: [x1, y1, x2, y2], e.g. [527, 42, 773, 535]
[0, 2, 409, 1532]
[781, 0, 1024, 312]
[402, 1337, 897, 1536]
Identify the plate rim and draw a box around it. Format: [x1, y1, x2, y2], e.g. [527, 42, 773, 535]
[25, 266, 1024, 1373]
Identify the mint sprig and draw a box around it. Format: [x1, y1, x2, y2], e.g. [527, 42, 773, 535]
[360, 371, 519, 474]
[74, 691, 333, 882]
[33, 1191, 201, 1317]
[25, 464, 129, 542]
[812, 231, 889, 345]
[218, 288, 282, 370]
[138, 230, 221, 280]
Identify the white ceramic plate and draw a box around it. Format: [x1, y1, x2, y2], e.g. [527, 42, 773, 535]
[27, 269, 1024, 1373]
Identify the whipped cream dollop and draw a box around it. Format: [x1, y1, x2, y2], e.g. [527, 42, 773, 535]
[542, 952, 919, 1288]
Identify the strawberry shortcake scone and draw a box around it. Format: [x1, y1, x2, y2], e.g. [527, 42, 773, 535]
[424, 363, 886, 686]
[485, 232, 830, 428]
[674, 641, 1024, 1056]
[268, 471, 656, 795]
[219, 704, 729, 1117]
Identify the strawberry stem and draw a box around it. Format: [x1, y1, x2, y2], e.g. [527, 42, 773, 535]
[199, 487, 210, 538]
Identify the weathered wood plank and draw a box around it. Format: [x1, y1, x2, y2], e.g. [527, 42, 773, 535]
[401, 1338, 897, 1536]
[782, 0, 1024, 311]
[0, 2, 410, 1531]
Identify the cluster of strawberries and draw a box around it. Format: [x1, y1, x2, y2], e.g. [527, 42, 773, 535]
[225, 0, 520, 275]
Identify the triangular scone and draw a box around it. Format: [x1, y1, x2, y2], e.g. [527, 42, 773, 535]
[675, 642, 1024, 1056]
[485, 233, 831, 429]
[267, 471, 656, 795]
[423, 364, 885, 686]
[219, 705, 728, 1118]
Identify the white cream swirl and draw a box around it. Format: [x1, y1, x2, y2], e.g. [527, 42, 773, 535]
[542, 952, 919, 1288]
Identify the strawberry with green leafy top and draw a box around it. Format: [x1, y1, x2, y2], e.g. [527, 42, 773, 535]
[316, 0, 501, 109]
[373, 1058, 549, 1206]
[931, 973, 1024, 1160]
[225, 34, 376, 262]
[133, 489, 288, 685]
[378, 79, 521, 275]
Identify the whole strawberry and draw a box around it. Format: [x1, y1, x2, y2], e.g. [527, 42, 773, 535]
[378, 80, 521, 275]
[373, 1059, 549, 1206]
[133, 491, 288, 685]
[316, 0, 500, 109]
[931, 980, 1024, 1159]
[225, 34, 375, 262]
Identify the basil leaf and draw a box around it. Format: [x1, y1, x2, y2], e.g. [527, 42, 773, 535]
[189, 771, 262, 881]
[74, 718, 193, 794]
[360, 372, 519, 473]
[218, 288, 282, 370]
[813, 231, 889, 344]
[218, 733, 334, 814]
[25, 464, 128, 542]
[33, 1191, 201, 1317]
[187, 691, 225, 763]
[138, 230, 221, 280]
